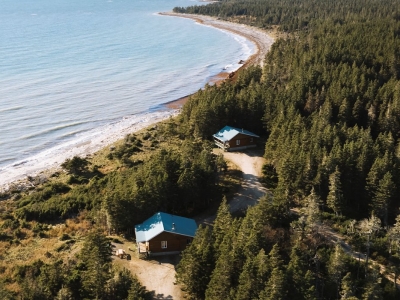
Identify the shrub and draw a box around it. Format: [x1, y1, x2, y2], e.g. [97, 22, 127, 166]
[0, 231, 11, 242]
[1, 219, 19, 230]
[59, 233, 71, 241]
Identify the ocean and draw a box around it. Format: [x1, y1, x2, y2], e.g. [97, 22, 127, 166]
[0, 0, 254, 185]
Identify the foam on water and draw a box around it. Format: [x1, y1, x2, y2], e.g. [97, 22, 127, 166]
[0, 0, 256, 188]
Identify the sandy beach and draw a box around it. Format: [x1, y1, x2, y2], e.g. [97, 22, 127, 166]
[160, 12, 275, 68]
[0, 13, 274, 193]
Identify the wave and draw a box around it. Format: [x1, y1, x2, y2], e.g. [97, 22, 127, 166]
[0, 109, 178, 188]
[0, 106, 25, 114]
[18, 121, 91, 141]
[0, 0, 255, 189]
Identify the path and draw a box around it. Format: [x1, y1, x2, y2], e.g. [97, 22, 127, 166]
[112, 149, 268, 300]
[290, 208, 400, 290]
[317, 223, 400, 290]
[112, 242, 183, 300]
[197, 148, 267, 225]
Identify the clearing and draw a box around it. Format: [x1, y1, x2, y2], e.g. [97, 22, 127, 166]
[113, 148, 268, 299]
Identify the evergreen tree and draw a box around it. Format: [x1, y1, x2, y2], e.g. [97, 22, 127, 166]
[212, 197, 233, 260]
[340, 272, 355, 300]
[205, 220, 240, 300]
[287, 242, 315, 300]
[388, 214, 400, 254]
[55, 286, 73, 300]
[371, 172, 394, 227]
[106, 268, 135, 300]
[79, 230, 112, 299]
[357, 214, 381, 273]
[362, 266, 383, 300]
[176, 225, 214, 299]
[328, 244, 346, 299]
[303, 187, 321, 230]
[327, 166, 344, 216]
[259, 267, 286, 300]
[235, 249, 269, 300]
[127, 275, 149, 300]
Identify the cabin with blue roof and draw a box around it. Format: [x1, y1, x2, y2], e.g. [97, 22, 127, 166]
[134, 212, 197, 256]
[213, 126, 259, 151]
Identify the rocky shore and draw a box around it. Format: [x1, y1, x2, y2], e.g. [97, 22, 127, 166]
[0, 13, 275, 194]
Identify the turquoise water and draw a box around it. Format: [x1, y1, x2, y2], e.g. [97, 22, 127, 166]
[0, 0, 253, 172]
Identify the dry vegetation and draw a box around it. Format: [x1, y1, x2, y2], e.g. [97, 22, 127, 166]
[0, 117, 244, 297]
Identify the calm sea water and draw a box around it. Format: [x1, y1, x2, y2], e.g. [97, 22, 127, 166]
[0, 0, 253, 171]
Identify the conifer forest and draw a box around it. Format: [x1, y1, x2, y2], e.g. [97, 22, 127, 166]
[1, 0, 400, 299]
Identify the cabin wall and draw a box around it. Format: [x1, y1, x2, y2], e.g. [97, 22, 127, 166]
[148, 231, 192, 253]
[227, 133, 257, 149]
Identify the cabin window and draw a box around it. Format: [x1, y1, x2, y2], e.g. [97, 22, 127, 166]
[187, 239, 192, 245]
[236, 139, 240, 145]
[250, 138, 253, 142]
[161, 241, 167, 249]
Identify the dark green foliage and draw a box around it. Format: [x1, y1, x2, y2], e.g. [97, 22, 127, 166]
[176, 226, 214, 299]
[127, 275, 151, 300]
[102, 140, 219, 232]
[79, 230, 112, 299]
[179, 66, 266, 138]
[107, 268, 136, 300]
[8, 231, 148, 299]
[108, 134, 143, 161]
[286, 242, 315, 299]
[261, 163, 278, 188]
[61, 156, 90, 175]
[172, 0, 400, 297]
[174, 0, 396, 32]
[14, 259, 64, 300]
[211, 197, 232, 259]
[6, 0, 400, 298]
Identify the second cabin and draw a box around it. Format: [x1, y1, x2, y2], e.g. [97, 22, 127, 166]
[213, 126, 259, 151]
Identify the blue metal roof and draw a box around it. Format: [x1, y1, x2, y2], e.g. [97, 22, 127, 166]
[213, 126, 259, 142]
[135, 212, 197, 243]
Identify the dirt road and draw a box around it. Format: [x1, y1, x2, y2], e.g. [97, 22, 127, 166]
[112, 149, 268, 299]
[112, 243, 183, 299]
[198, 148, 267, 225]
[220, 149, 267, 213]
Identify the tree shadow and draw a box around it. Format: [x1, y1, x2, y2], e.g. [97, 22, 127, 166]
[148, 291, 174, 299]
[145, 254, 181, 268]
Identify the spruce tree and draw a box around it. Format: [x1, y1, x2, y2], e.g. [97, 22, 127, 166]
[372, 172, 394, 227]
[205, 220, 239, 300]
[287, 242, 315, 300]
[327, 166, 344, 216]
[235, 249, 269, 300]
[212, 197, 232, 260]
[259, 268, 286, 300]
[79, 230, 112, 299]
[176, 226, 214, 300]
[328, 244, 346, 299]
[340, 272, 355, 300]
[127, 275, 148, 300]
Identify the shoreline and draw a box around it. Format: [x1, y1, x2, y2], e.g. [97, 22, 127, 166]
[0, 13, 274, 193]
[159, 12, 274, 68]
[160, 12, 274, 109]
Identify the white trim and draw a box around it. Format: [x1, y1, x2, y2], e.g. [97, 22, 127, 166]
[161, 241, 167, 249]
